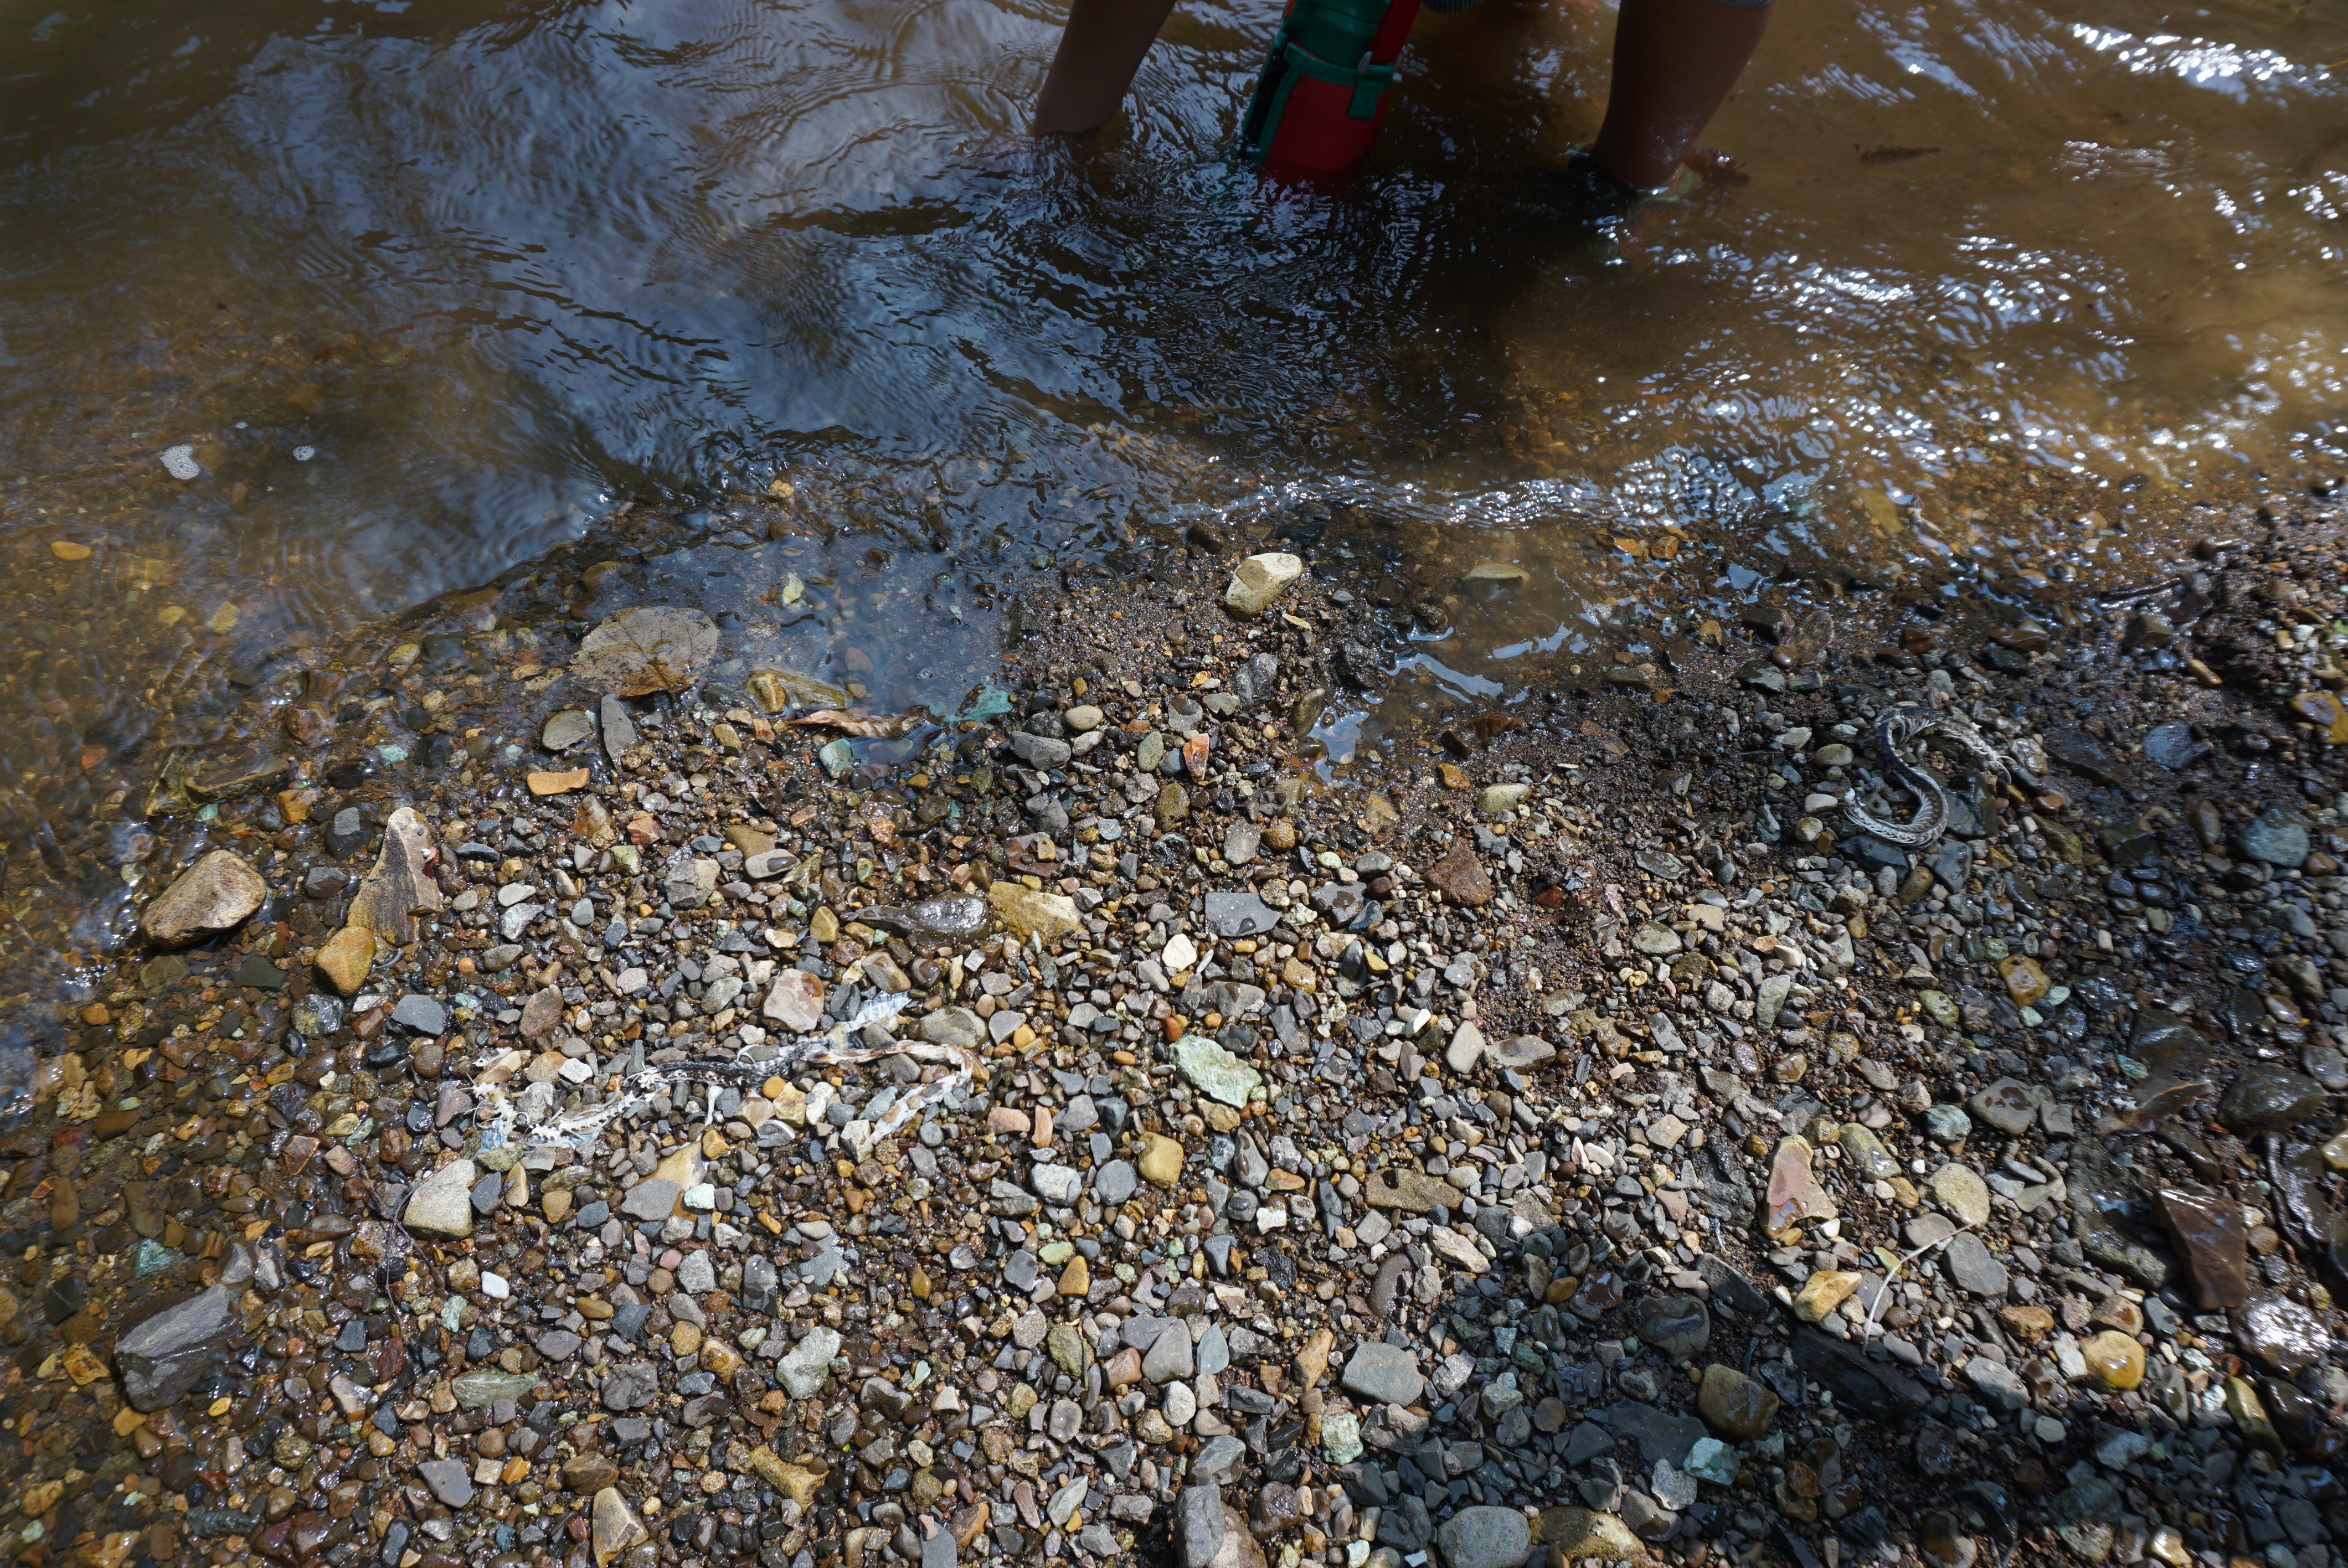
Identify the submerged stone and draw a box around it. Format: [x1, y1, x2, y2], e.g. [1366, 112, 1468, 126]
[117, 1285, 238, 1411]
[2149, 1185, 2248, 1310]
[2232, 1291, 2328, 1375]
[2217, 1064, 2324, 1134]
[141, 851, 266, 945]
[2066, 1139, 2169, 1289]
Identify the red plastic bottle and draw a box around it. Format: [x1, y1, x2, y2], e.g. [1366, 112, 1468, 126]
[1236, 0, 1426, 177]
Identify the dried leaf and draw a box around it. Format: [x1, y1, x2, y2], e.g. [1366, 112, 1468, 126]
[573, 607, 720, 697]
[1467, 711, 1524, 744]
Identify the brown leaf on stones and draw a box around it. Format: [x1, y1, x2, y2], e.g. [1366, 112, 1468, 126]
[571, 607, 720, 697]
[1467, 711, 1523, 744]
[787, 710, 924, 738]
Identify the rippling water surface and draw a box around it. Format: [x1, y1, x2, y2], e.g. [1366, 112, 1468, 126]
[1, 0, 2344, 969]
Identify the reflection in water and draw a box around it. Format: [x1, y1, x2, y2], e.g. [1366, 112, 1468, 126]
[0, 0, 2344, 988]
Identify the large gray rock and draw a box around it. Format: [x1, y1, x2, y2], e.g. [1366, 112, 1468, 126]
[1340, 1340, 1424, 1406]
[141, 852, 267, 945]
[599, 1361, 658, 1411]
[1438, 1505, 1532, 1568]
[542, 710, 596, 751]
[1030, 1163, 1084, 1206]
[2236, 807, 2310, 868]
[1942, 1234, 2010, 1298]
[1179, 1486, 1227, 1568]
[1010, 731, 1072, 769]
[116, 1284, 238, 1411]
[1201, 891, 1281, 937]
[403, 1159, 478, 1240]
[1143, 1322, 1196, 1383]
[1791, 1327, 1928, 1422]
[1193, 1434, 1245, 1485]
[1965, 1356, 2028, 1411]
[1093, 1159, 1138, 1206]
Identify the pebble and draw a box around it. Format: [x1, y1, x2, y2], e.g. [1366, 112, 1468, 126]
[1927, 1163, 1991, 1227]
[403, 1158, 478, 1239]
[1696, 1364, 1779, 1438]
[1338, 1340, 1423, 1406]
[1223, 551, 1303, 617]
[1436, 1506, 1531, 1568]
[2079, 1329, 2146, 1391]
[139, 850, 266, 943]
[1941, 1233, 2009, 1297]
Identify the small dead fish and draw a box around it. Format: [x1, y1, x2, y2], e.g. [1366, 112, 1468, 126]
[857, 895, 987, 945]
[789, 709, 924, 739]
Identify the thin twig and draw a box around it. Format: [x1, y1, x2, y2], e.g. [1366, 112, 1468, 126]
[1860, 1216, 1983, 1339]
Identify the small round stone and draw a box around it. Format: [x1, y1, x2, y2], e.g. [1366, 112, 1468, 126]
[2080, 1330, 2145, 1391]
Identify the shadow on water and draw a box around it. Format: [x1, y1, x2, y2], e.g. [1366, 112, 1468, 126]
[0, 0, 2345, 1004]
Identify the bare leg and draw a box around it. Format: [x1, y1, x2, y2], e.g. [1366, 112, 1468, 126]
[1588, 0, 1775, 190]
[1033, 0, 1183, 134]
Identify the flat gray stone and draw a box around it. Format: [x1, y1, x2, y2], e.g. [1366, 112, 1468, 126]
[599, 695, 638, 760]
[1192, 1435, 1245, 1485]
[1093, 1159, 1138, 1206]
[919, 1007, 984, 1049]
[542, 710, 596, 751]
[620, 1179, 681, 1221]
[1929, 1163, 1992, 1227]
[1562, 1421, 1615, 1466]
[392, 993, 448, 1035]
[1967, 1078, 2040, 1136]
[1904, 1212, 1957, 1250]
[1492, 1035, 1556, 1069]
[1943, 1233, 2010, 1298]
[1964, 1356, 2028, 1410]
[1603, 1401, 1707, 1468]
[1340, 1340, 1424, 1406]
[403, 1159, 478, 1240]
[599, 1361, 658, 1411]
[1030, 1163, 1083, 1206]
[415, 1457, 475, 1509]
[676, 1250, 715, 1294]
[116, 1284, 236, 1411]
[1178, 1486, 1226, 1568]
[1143, 1322, 1196, 1383]
[1202, 891, 1281, 937]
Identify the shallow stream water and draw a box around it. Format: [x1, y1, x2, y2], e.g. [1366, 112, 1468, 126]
[2, 0, 2345, 979]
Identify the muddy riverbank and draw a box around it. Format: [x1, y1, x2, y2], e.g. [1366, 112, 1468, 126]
[3, 479, 2347, 1568]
